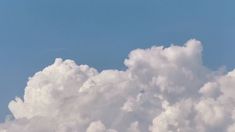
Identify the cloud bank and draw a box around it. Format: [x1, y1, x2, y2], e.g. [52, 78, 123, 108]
[1, 39, 235, 132]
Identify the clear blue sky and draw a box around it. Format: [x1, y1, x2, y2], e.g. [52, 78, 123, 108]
[0, 0, 234, 121]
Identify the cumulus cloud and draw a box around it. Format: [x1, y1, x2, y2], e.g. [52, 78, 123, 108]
[0, 39, 234, 132]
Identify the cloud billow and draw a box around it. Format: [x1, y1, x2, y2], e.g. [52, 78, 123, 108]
[1, 39, 235, 132]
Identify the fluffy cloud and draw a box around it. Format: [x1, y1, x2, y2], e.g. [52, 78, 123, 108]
[0, 39, 235, 132]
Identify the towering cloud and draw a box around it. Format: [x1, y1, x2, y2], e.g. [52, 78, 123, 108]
[0, 39, 234, 132]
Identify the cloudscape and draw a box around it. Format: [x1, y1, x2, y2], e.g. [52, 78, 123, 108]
[1, 39, 235, 132]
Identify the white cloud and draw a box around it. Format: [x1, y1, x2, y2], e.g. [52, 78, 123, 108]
[86, 121, 117, 132]
[1, 39, 235, 132]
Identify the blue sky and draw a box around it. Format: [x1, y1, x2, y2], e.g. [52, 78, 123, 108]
[0, 0, 234, 121]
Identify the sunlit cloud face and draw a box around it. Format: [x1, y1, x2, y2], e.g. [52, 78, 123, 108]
[1, 39, 235, 132]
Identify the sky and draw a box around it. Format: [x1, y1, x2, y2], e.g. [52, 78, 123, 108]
[0, 0, 235, 123]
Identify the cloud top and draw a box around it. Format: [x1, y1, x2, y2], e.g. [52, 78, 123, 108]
[1, 39, 235, 132]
